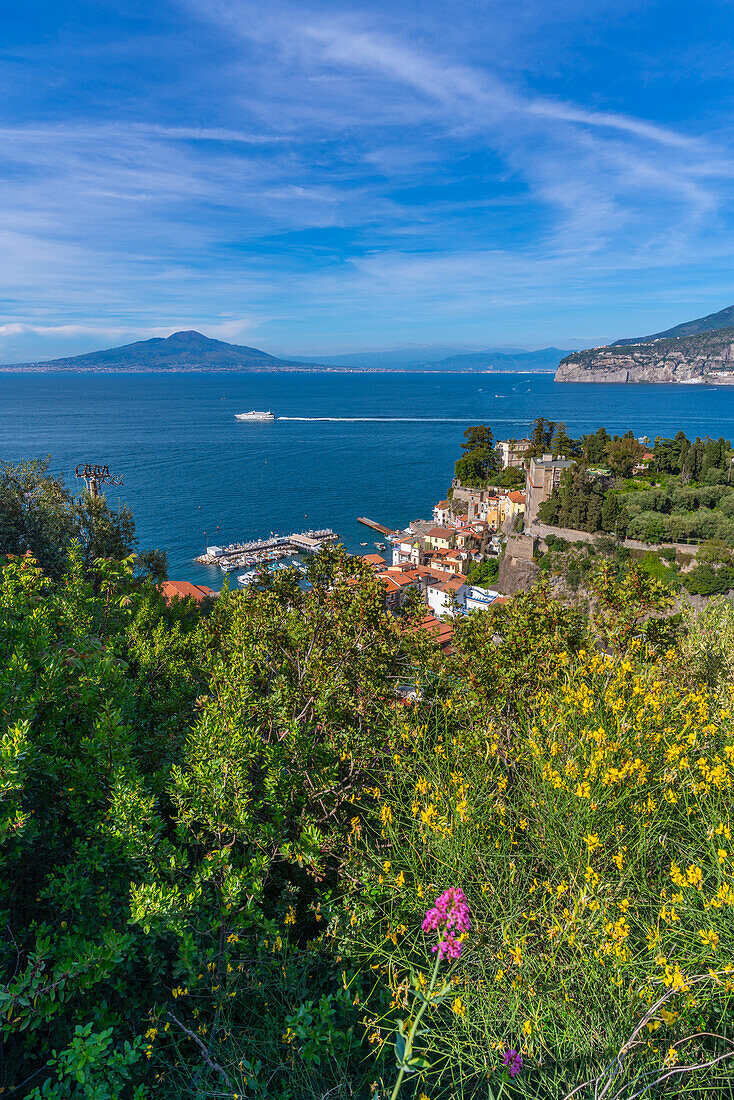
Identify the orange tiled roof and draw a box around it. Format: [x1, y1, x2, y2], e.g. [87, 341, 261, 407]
[361, 554, 386, 568]
[419, 613, 455, 652]
[161, 580, 215, 605]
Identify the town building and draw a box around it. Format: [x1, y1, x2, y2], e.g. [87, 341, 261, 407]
[433, 500, 451, 525]
[525, 455, 574, 524]
[425, 573, 467, 616]
[361, 554, 387, 570]
[161, 580, 216, 605]
[424, 526, 456, 551]
[495, 438, 532, 468]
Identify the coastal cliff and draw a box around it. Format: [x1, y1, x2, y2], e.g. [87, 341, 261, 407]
[555, 326, 734, 383]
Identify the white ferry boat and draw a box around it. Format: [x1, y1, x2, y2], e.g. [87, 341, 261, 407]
[235, 410, 275, 421]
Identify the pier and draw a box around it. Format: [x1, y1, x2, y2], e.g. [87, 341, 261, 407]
[195, 529, 338, 572]
[357, 517, 398, 537]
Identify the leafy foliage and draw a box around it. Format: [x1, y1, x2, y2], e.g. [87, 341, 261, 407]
[5, 470, 734, 1098]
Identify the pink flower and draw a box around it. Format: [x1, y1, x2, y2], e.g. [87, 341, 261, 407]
[502, 1049, 523, 1077]
[422, 888, 471, 960]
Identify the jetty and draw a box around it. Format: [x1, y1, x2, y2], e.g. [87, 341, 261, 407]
[195, 529, 338, 572]
[357, 517, 398, 537]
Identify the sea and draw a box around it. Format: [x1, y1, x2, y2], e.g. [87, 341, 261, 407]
[3, 369, 734, 587]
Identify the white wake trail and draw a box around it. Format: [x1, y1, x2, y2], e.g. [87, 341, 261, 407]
[277, 416, 475, 422]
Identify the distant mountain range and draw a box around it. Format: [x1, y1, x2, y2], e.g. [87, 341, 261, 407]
[1, 329, 572, 373]
[288, 347, 570, 371]
[556, 304, 734, 384]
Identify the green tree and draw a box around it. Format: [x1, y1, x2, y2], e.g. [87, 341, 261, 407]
[461, 425, 495, 454]
[454, 426, 499, 485]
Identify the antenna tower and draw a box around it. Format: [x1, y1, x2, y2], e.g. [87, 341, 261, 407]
[74, 463, 124, 498]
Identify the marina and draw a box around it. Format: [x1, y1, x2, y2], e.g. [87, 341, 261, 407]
[195, 528, 338, 572]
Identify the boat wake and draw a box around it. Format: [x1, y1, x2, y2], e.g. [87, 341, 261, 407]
[277, 416, 477, 422]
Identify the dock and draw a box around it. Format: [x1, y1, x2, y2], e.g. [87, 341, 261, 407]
[357, 517, 398, 537]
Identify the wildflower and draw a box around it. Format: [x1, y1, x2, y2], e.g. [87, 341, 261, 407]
[686, 864, 703, 889]
[522, 1019, 533, 1035]
[699, 928, 719, 949]
[613, 848, 627, 870]
[452, 996, 465, 1017]
[422, 888, 471, 960]
[502, 1049, 523, 1077]
[284, 906, 296, 926]
[584, 833, 601, 854]
[664, 1046, 679, 1067]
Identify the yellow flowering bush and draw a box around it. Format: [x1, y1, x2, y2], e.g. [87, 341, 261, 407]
[342, 620, 734, 1095]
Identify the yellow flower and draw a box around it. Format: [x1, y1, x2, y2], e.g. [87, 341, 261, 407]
[699, 928, 719, 950]
[584, 833, 601, 854]
[452, 997, 465, 1017]
[664, 1046, 679, 1067]
[686, 865, 703, 889]
[284, 906, 296, 926]
[522, 1019, 533, 1035]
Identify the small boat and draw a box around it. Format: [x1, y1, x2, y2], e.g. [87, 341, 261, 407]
[235, 410, 275, 421]
[360, 542, 368, 546]
[375, 541, 386, 550]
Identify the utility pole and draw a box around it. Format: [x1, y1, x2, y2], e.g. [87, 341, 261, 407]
[74, 463, 124, 497]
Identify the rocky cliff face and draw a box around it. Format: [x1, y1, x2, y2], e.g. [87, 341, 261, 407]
[556, 327, 734, 383]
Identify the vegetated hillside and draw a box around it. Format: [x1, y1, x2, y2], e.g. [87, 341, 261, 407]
[536, 428, 734, 594]
[5, 455, 734, 1098]
[555, 325, 734, 383]
[613, 302, 734, 345]
[2, 330, 322, 372]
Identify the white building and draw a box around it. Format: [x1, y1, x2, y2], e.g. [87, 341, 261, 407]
[496, 438, 532, 469]
[433, 499, 451, 525]
[425, 575, 467, 617]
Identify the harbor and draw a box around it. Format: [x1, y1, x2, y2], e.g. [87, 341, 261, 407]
[195, 529, 339, 573]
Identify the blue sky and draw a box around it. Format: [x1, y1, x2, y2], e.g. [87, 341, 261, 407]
[3, 0, 734, 361]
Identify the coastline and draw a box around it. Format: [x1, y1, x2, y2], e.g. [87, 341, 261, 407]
[0, 366, 559, 375]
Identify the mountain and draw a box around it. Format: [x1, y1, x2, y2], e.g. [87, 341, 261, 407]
[612, 303, 734, 346]
[4, 330, 320, 372]
[426, 347, 570, 372]
[289, 346, 570, 371]
[556, 308, 734, 384]
[287, 347, 484, 369]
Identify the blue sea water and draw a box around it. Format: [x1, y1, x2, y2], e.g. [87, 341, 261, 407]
[3, 370, 734, 586]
